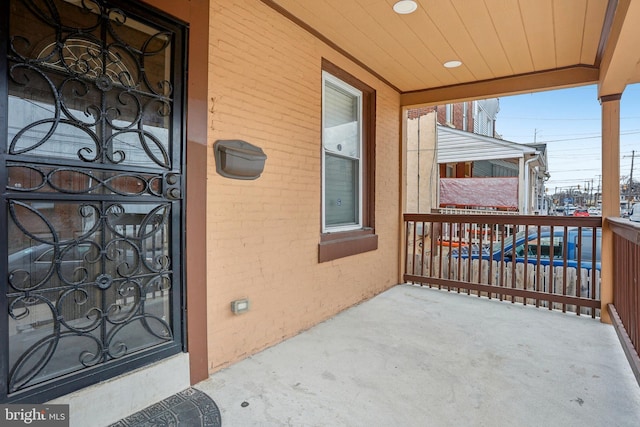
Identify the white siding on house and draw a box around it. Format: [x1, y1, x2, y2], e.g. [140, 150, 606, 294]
[437, 125, 536, 164]
[473, 99, 499, 137]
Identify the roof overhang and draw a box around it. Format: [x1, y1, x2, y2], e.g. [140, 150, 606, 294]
[436, 125, 537, 164]
[263, 0, 640, 103]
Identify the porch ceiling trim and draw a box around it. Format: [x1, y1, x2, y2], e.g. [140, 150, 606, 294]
[401, 66, 600, 107]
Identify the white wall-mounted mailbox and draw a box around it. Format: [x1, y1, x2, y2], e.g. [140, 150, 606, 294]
[214, 140, 267, 180]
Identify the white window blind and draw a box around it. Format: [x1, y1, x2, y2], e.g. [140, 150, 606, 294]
[322, 73, 362, 231]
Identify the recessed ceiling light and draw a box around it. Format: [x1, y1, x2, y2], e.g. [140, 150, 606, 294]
[393, 1, 418, 15]
[443, 60, 462, 68]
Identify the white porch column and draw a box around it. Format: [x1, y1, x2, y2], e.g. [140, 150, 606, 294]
[518, 157, 525, 213]
[599, 94, 621, 324]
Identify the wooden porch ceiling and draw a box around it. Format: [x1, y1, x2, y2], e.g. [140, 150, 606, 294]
[264, 0, 640, 105]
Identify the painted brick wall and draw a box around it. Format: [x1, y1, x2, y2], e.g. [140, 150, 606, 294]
[206, 0, 401, 371]
[405, 111, 438, 213]
[435, 102, 473, 131]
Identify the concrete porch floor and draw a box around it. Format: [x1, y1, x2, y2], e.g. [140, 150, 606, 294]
[196, 284, 640, 427]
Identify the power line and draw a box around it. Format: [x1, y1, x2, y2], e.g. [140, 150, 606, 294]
[536, 130, 640, 143]
[501, 129, 640, 140]
[498, 115, 640, 121]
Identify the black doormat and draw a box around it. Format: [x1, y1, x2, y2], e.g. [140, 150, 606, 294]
[108, 387, 221, 427]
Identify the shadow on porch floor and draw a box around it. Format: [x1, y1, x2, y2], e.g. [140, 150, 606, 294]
[196, 284, 640, 426]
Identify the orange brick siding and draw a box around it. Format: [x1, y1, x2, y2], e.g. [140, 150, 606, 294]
[206, 0, 401, 371]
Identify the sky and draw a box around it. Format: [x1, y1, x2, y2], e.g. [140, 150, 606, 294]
[494, 83, 640, 195]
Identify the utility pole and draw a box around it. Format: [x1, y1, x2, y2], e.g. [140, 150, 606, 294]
[630, 150, 635, 198]
[623, 150, 636, 201]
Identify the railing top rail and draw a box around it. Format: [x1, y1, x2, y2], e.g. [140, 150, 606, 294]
[404, 213, 603, 228]
[608, 218, 640, 245]
[434, 208, 519, 216]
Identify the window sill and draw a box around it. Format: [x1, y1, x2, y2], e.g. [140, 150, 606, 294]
[318, 229, 378, 262]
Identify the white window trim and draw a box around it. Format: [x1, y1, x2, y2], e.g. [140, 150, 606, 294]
[462, 101, 467, 131]
[321, 71, 363, 233]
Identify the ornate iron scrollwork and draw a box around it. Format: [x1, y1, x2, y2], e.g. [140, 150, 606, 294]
[3, 0, 183, 399]
[6, 199, 173, 393]
[8, 0, 174, 169]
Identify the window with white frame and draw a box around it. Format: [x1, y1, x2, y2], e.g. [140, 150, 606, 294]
[462, 101, 467, 131]
[318, 59, 377, 263]
[322, 71, 363, 232]
[445, 103, 453, 124]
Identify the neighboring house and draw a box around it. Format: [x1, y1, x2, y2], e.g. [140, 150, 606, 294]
[438, 126, 549, 214]
[473, 98, 500, 137]
[406, 100, 491, 213]
[406, 99, 548, 214]
[439, 99, 499, 136]
[527, 143, 552, 214]
[1, 0, 636, 425]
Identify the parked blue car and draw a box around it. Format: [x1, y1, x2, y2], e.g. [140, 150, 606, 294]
[452, 227, 602, 271]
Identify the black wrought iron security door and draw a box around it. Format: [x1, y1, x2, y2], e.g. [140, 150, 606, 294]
[1, 0, 186, 403]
